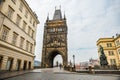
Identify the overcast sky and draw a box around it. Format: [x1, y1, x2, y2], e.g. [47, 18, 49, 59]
[26, 0, 120, 64]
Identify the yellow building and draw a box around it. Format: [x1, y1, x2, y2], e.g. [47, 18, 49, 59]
[0, 0, 39, 71]
[97, 34, 120, 69]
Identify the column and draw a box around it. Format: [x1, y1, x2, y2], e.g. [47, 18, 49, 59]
[26, 61, 28, 70]
[11, 58, 17, 71]
[31, 61, 34, 69]
[1, 56, 8, 70]
[20, 60, 24, 70]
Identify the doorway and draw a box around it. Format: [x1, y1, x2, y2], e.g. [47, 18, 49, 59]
[6, 58, 13, 71]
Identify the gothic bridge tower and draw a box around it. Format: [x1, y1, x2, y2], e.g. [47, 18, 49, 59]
[41, 8, 68, 68]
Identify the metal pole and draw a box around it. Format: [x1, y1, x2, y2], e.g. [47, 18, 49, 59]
[73, 55, 75, 68]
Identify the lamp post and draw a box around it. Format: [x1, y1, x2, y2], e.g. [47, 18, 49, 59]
[73, 55, 75, 68]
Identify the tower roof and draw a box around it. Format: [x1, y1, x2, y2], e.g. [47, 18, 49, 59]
[53, 9, 62, 20]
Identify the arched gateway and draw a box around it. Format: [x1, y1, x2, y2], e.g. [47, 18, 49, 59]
[41, 8, 68, 68]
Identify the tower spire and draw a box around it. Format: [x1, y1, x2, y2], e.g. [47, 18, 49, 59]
[53, 6, 62, 20]
[64, 11, 66, 20]
[46, 13, 49, 22]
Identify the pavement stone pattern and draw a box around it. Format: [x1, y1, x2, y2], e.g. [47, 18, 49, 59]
[2, 67, 120, 80]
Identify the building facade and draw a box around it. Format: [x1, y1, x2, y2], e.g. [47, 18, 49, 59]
[0, 0, 39, 71]
[41, 8, 68, 68]
[97, 34, 120, 69]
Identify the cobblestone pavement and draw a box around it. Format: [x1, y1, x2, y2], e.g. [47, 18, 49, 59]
[3, 68, 120, 80]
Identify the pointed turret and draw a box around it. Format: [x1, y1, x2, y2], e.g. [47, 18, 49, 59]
[46, 13, 49, 22]
[53, 9, 62, 20]
[64, 12, 66, 20]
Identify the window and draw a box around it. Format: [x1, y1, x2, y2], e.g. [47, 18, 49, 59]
[28, 26, 31, 35]
[25, 10, 28, 18]
[110, 59, 116, 65]
[49, 28, 55, 32]
[31, 30, 34, 38]
[30, 43, 33, 53]
[0, 0, 4, 5]
[118, 49, 120, 54]
[0, 56, 3, 69]
[33, 21, 35, 27]
[6, 58, 13, 71]
[7, 6, 14, 19]
[16, 14, 21, 26]
[108, 51, 114, 56]
[16, 60, 21, 71]
[12, 32, 18, 45]
[30, 16, 32, 23]
[19, 3, 23, 12]
[0, 1, 2, 5]
[107, 43, 112, 47]
[20, 37, 24, 48]
[58, 28, 63, 32]
[116, 40, 120, 46]
[1, 26, 10, 41]
[26, 41, 29, 51]
[22, 21, 27, 31]
[11, 0, 16, 4]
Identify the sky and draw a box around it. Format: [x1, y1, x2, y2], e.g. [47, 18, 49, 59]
[26, 0, 120, 64]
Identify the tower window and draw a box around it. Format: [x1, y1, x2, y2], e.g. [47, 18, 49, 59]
[49, 28, 55, 32]
[58, 28, 62, 32]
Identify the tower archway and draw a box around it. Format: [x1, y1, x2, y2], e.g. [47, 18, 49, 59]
[47, 50, 64, 67]
[53, 54, 63, 67]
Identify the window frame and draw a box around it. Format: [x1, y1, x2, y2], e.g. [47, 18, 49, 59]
[1, 25, 10, 41]
[31, 30, 34, 38]
[16, 14, 21, 26]
[7, 6, 14, 19]
[26, 41, 29, 51]
[19, 3, 23, 12]
[107, 43, 112, 47]
[30, 43, 33, 53]
[12, 32, 18, 46]
[20, 37, 24, 48]
[25, 10, 28, 18]
[22, 21, 27, 31]
[11, 0, 16, 4]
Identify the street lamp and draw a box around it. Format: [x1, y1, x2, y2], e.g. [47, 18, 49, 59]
[73, 55, 75, 68]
